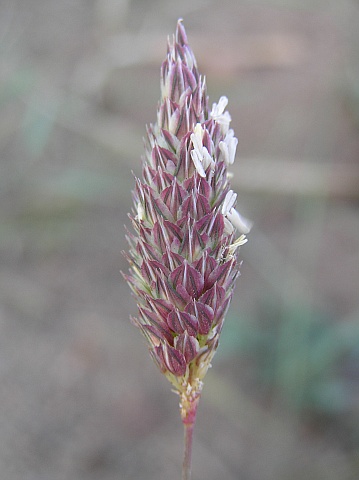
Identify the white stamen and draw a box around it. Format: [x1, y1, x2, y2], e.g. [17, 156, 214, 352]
[224, 217, 234, 235]
[210, 96, 231, 130]
[228, 235, 248, 256]
[190, 123, 212, 177]
[227, 208, 252, 234]
[219, 141, 229, 164]
[190, 149, 206, 177]
[219, 130, 238, 165]
[228, 136, 238, 165]
[202, 146, 213, 169]
[221, 190, 237, 216]
[222, 191, 253, 234]
[191, 123, 204, 149]
[211, 96, 228, 117]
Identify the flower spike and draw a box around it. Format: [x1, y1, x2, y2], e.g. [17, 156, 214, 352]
[124, 20, 251, 478]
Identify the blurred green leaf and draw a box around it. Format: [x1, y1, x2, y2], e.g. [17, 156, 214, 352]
[221, 302, 359, 417]
[0, 68, 36, 107]
[43, 168, 123, 203]
[309, 380, 352, 414]
[21, 95, 60, 156]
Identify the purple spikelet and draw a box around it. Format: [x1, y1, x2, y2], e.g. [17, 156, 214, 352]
[124, 19, 251, 423]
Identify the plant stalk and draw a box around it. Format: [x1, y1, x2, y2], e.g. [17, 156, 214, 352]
[181, 394, 199, 480]
[182, 420, 195, 480]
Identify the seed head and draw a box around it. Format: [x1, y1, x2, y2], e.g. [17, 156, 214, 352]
[124, 19, 250, 420]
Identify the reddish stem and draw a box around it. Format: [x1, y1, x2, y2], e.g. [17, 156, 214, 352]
[182, 421, 195, 480]
[181, 397, 199, 480]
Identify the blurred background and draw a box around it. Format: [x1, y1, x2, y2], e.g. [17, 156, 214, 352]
[1, 0, 359, 479]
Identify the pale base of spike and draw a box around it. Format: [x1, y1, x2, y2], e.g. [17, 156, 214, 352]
[179, 378, 202, 424]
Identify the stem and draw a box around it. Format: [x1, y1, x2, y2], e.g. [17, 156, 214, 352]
[180, 381, 201, 480]
[182, 421, 195, 480]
